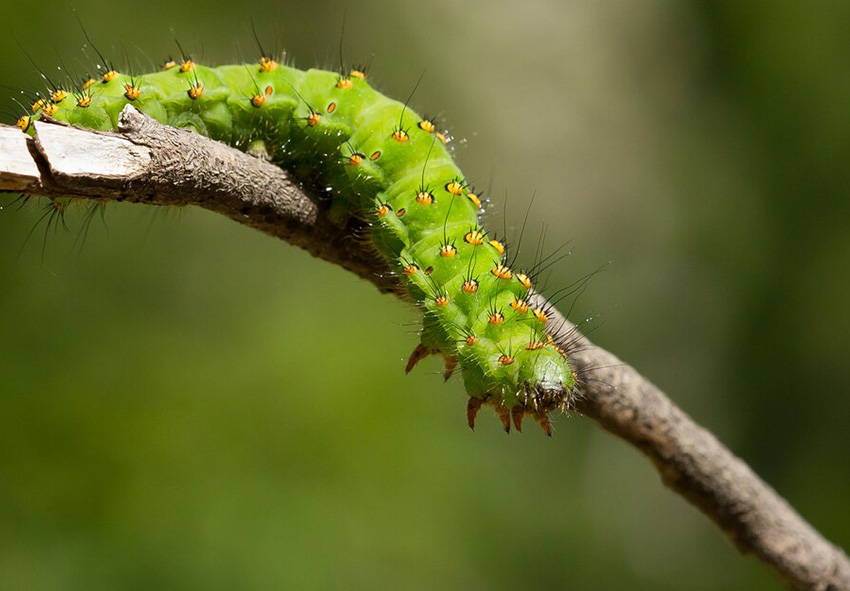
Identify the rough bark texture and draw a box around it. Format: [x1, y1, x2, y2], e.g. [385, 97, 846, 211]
[1, 107, 848, 591]
[538, 296, 850, 591]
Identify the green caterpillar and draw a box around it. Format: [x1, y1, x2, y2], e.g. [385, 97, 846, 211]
[14, 50, 576, 435]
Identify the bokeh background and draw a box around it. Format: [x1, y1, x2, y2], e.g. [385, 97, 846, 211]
[1, 1, 849, 589]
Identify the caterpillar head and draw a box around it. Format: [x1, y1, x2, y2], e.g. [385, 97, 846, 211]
[458, 339, 575, 435]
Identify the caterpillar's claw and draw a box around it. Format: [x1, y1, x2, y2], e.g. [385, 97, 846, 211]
[405, 344, 431, 374]
[405, 346, 456, 380]
[443, 355, 458, 381]
[495, 401, 511, 434]
[467, 397, 483, 430]
[535, 412, 553, 437]
[511, 406, 524, 433]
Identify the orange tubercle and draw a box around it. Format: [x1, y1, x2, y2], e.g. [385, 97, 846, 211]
[392, 129, 409, 142]
[491, 265, 512, 280]
[187, 83, 204, 100]
[123, 84, 141, 101]
[464, 230, 485, 245]
[510, 299, 530, 313]
[259, 56, 278, 72]
[445, 180, 464, 196]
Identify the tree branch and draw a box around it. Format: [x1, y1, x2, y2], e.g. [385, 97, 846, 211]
[1, 107, 847, 591]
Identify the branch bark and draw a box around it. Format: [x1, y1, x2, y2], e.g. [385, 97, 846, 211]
[1, 107, 847, 591]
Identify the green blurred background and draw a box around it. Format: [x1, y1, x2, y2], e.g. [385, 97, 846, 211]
[1, 1, 848, 589]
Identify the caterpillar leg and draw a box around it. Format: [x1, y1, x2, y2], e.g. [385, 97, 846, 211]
[405, 345, 457, 381]
[511, 406, 524, 433]
[495, 400, 511, 434]
[466, 397, 484, 430]
[534, 412, 553, 437]
[405, 344, 434, 373]
[465, 396, 556, 435]
[524, 382, 564, 436]
[443, 355, 458, 381]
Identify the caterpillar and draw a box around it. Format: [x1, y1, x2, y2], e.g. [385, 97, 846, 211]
[11, 45, 577, 435]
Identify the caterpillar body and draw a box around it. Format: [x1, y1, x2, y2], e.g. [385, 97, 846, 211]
[16, 52, 576, 434]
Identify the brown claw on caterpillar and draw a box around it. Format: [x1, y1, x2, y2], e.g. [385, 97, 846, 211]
[405, 344, 431, 373]
[535, 412, 553, 437]
[495, 401, 511, 434]
[467, 397, 483, 430]
[511, 406, 524, 433]
[443, 356, 458, 381]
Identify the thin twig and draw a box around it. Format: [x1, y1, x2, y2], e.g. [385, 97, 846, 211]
[1, 107, 847, 591]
